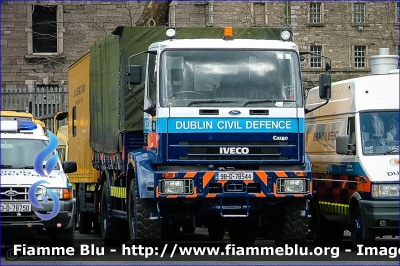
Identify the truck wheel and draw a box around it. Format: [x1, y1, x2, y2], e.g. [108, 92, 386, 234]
[128, 180, 161, 244]
[351, 205, 375, 245]
[275, 199, 308, 247]
[309, 204, 343, 245]
[100, 182, 128, 246]
[78, 211, 92, 234]
[208, 224, 225, 241]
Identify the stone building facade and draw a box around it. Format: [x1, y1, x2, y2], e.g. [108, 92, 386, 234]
[1, 1, 398, 90]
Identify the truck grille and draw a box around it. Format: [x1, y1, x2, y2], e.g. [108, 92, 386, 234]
[173, 141, 292, 161]
[1, 186, 41, 201]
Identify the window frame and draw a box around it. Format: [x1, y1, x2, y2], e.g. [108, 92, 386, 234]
[353, 45, 367, 69]
[308, 3, 322, 24]
[27, 4, 64, 56]
[353, 2, 366, 24]
[310, 46, 323, 69]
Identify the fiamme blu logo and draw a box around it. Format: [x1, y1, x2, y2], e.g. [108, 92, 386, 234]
[27, 131, 60, 221]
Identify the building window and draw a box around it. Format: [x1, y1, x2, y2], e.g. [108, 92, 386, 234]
[353, 3, 365, 24]
[27, 5, 64, 56]
[310, 46, 322, 68]
[354, 46, 366, 68]
[309, 3, 322, 24]
[251, 2, 268, 26]
[32, 5, 57, 53]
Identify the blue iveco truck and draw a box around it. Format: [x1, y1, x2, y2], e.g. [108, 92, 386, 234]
[69, 26, 331, 246]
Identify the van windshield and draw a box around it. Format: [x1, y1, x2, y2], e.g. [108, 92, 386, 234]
[159, 49, 302, 107]
[360, 111, 399, 155]
[1, 138, 60, 170]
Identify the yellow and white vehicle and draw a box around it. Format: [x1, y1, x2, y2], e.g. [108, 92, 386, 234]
[305, 50, 399, 244]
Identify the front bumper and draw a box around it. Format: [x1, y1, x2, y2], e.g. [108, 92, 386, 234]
[359, 200, 399, 232]
[1, 199, 75, 241]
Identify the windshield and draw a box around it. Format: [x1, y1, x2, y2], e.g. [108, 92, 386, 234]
[159, 50, 302, 107]
[360, 111, 399, 155]
[1, 138, 60, 170]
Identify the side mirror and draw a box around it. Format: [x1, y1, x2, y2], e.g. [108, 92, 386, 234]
[325, 62, 332, 73]
[336, 135, 349, 155]
[63, 160, 77, 174]
[128, 65, 142, 85]
[319, 73, 331, 100]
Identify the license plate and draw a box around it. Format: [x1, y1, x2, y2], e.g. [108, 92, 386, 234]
[216, 172, 253, 180]
[1, 203, 31, 212]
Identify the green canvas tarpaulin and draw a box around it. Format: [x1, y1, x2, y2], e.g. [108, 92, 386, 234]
[89, 26, 281, 154]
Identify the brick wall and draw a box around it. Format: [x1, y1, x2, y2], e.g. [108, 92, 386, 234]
[1, 1, 398, 89]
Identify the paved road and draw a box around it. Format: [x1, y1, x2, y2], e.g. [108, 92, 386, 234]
[2, 228, 399, 265]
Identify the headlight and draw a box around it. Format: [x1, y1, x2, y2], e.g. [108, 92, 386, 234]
[371, 184, 399, 198]
[37, 188, 72, 200]
[277, 178, 309, 193]
[159, 179, 193, 195]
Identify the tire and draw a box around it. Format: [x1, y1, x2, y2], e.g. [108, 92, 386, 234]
[208, 224, 225, 241]
[78, 211, 92, 234]
[275, 199, 308, 247]
[128, 180, 161, 244]
[100, 182, 128, 246]
[309, 204, 343, 246]
[351, 205, 375, 246]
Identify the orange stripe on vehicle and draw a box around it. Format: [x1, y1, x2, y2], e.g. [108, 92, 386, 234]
[294, 194, 305, 198]
[206, 193, 217, 198]
[184, 172, 196, 178]
[273, 183, 285, 197]
[254, 191, 266, 198]
[166, 195, 178, 198]
[156, 186, 159, 197]
[255, 171, 268, 185]
[275, 171, 288, 178]
[203, 172, 215, 188]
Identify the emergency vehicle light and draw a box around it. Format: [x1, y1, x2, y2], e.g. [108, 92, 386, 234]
[223, 27, 234, 40]
[1, 120, 37, 132]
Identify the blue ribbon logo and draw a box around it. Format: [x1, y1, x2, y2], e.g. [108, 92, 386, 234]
[28, 180, 60, 221]
[33, 131, 59, 176]
[28, 130, 60, 220]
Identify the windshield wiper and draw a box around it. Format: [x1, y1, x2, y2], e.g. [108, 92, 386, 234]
[384, 146, 399, 155]
[21, 166, 34, 169]
[242, 99, 296, 107]
[1, 164, 13, 169]
[187, 99, 239, 107]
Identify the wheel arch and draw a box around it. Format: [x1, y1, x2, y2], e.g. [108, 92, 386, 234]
[348, 192, 362, 222]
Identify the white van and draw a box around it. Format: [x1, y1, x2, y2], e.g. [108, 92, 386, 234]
[1, 120, 77, 247]
[305, 52, 399, 245]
